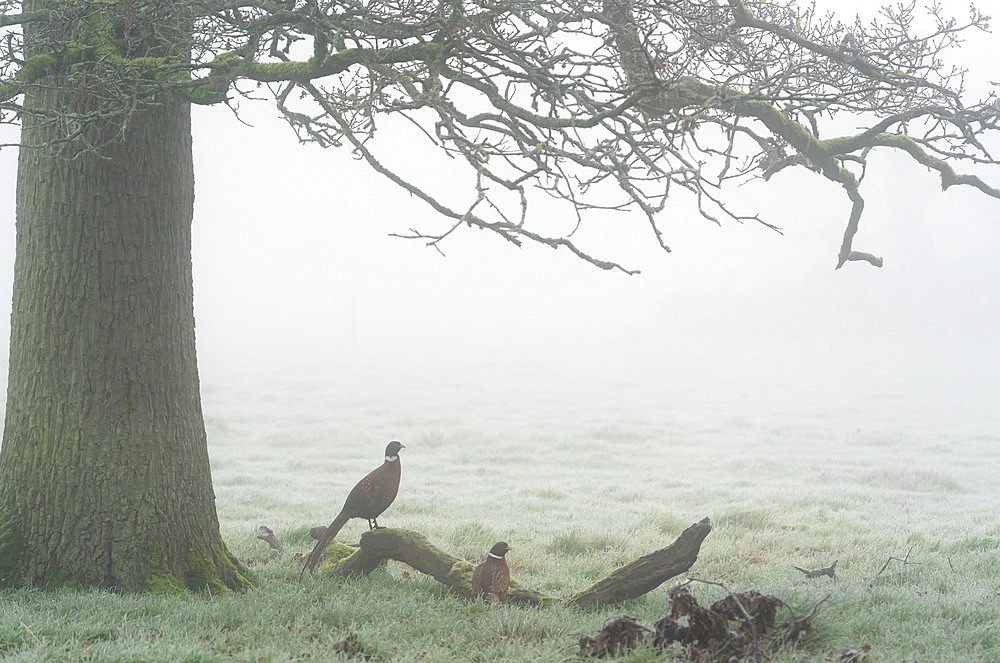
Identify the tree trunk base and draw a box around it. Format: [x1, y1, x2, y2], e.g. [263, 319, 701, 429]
[177, 534, 255, 593]
[314, 518, 712, 608]
[0, 506, 252, 592]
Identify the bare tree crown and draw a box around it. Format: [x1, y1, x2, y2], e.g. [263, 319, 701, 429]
[2, 0, 997, 271]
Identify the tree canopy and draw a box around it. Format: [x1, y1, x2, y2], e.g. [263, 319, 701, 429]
[1, 0, 998, 272]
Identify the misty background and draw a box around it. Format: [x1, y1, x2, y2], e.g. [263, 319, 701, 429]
[0, 0, 997, 439]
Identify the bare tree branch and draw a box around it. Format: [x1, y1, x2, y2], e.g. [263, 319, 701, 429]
[2, 0, 997, 269]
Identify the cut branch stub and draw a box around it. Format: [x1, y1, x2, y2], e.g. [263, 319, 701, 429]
[567, 517, 713, 609]
[313, 518, 712, 608]
[257, 526, 283, 554]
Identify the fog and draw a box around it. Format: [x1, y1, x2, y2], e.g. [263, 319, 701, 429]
[0, 0, 998, 434]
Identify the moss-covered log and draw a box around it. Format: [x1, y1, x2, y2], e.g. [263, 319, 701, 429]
[312, 518, 712, 608]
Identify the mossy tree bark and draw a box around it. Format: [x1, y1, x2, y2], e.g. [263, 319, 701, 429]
[0, 0, 251, 592]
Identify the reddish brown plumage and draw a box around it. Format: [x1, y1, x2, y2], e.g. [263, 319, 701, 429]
[301, 441, 403, 577]
[472, 542, 510, 603]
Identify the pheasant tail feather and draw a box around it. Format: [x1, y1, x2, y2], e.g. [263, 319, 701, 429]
[300, 510, 351, 578]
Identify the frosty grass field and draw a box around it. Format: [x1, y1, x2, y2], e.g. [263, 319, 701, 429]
[1, 355, 998, 662]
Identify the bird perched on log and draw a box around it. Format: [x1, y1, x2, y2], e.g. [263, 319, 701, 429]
[472, 542, 511, 603]
[300, 440, 404, 577]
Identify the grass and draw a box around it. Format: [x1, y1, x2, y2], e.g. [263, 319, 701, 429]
[2, 356, 999, 662]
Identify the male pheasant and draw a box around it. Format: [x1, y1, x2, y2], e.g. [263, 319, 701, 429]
[300, 440, 404, 577]
[472, 541, 510, 603]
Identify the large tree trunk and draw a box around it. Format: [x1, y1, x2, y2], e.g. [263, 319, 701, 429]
[0, 1, 250, 592]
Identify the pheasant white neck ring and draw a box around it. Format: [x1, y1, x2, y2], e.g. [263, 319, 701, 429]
[385, 455, 399, 462]
[488, 552, 504, 559]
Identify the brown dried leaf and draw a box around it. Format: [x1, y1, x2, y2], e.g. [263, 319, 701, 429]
[331, 633, 367, 658]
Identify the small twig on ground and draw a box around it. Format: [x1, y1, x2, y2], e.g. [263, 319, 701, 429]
[769, 593, 829, 649]
[870, 545, 921, 581]
[19, 622, 41, 645]
[256, 525, 283, 554]
[773, 593, 830, 622]
[837, 642, 873, 662]
[792, 560, 837, 580]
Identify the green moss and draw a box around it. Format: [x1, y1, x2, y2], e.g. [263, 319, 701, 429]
[316, 540, 358, 572]
[184, 553, 229, 594]
[15, 43, 107, 82]
[445, 560, 475, 598]
[0, 509, 25, 585]
[242, 58, 320, 83]
[211, 51, 242, 67]
[221, 543, 256, 590]
[141, 571, 186, 594]
[380, 528, 433, 547]
[185, 42, 443, 105]
[819, 134, 857, 153]
[173, 534, 254, 594]
[137, 554, 186, 594]
[0, 9, 49, 28]
[18, 52, 62, 80]
[41, 569, 78, 590]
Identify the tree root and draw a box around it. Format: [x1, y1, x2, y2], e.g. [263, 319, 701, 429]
[310, 518, 712, 608]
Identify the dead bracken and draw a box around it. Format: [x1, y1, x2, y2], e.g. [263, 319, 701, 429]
[578, 615, 651, 657]
[579, 584, 824, 661]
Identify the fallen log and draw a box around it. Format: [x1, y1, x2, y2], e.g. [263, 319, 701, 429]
[311, 517, 712, 608]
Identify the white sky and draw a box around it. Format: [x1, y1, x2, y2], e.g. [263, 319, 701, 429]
[0, 0, 997, 414]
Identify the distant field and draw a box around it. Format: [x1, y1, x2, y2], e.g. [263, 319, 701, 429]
[1, 356, 998, 662]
